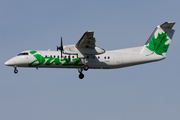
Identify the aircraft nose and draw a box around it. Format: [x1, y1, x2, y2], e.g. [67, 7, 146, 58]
[4, 60, 13, 66]
[4, 58, 16, 66]
[4, 61, 9, 66]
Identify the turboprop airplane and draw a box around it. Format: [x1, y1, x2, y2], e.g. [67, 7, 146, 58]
[5, 22, 175, 79]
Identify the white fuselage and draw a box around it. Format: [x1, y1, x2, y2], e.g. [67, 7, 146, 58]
[5, 46, 164, 69]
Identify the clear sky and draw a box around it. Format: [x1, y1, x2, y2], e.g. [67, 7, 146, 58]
[1, 0, 180, 120]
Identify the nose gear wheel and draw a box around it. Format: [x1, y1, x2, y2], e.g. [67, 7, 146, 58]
[14, 67, 18, 74]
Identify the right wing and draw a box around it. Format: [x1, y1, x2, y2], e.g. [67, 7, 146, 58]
[76, 31, 96, 48]
[63, 31, 105, 58]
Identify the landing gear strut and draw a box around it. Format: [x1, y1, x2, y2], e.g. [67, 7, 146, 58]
[14, 67, 18, 74]
[83, 65, 89, 71]
[81, 58, 89, 71]
[78, 68, 84, 79]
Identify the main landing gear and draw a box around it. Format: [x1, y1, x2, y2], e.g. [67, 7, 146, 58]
[79, 73, 84, 79]
[78, 68, 84, 79]
[81, 58, 89, 71]
[14, 67, 18, 74]
[83, 65, 89, 71]
[78, 65, 89, 79]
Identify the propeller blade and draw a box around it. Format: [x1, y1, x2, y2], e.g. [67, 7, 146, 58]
[61, 49, 63, 58]
[61, 37, 63, 50]
[57, 36, 64, 58]
[60, 37, 63, 58]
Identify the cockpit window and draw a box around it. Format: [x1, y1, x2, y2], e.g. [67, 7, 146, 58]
[17, 52, 29, 56]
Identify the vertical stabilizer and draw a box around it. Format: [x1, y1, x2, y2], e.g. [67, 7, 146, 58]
[141, 22, 175, 57]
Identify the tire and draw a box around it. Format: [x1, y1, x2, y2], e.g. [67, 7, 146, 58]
[14, 69, 18, 74]
[79, 73, 84, 79]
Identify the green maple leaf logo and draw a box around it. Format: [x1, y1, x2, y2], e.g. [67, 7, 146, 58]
[146, 32, 170, 56]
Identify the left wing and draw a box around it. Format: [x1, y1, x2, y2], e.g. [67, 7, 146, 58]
[76, 31, 95, 48]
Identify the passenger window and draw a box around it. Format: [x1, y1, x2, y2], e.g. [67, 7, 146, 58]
[72, 56, 74, 58]
[93, 56, 96, 59]
[108, 56, 110, 59]
[50, 55, 52, 58]
[87, 56, 89, 59]
[54, 55, 56, 58]
[104, 57, 106, 59]
[57, 56, 59, 58]
[45, 55, 47, 58]
[98, 56, 100, 59]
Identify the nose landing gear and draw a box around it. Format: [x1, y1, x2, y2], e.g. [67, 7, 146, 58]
[14, 67, 18, 74]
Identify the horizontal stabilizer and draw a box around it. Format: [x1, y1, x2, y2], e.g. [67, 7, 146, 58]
[160, 22, 175, 28]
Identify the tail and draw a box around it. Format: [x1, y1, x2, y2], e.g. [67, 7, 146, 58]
[141, 22, 175, 57]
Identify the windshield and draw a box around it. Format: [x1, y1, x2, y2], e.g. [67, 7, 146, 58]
[17, 52, 29, 56]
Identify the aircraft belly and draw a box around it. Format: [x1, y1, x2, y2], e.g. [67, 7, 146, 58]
[110, 52, 165, 69]
[120, 53, 164, 67]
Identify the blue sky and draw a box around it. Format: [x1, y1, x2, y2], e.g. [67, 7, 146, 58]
[1, 0, 180, 120]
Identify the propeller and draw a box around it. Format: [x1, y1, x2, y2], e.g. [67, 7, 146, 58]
[57, 37, 63, 58]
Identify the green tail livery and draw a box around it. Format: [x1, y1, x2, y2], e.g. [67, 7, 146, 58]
[146, 32, 170, 57]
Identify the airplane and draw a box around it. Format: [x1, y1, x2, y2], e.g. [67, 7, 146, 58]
[5, 22, 175, 79]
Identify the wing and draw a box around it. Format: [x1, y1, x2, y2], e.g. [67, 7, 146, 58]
[63, 31, 105, 58]
[76, 31, 96, 48]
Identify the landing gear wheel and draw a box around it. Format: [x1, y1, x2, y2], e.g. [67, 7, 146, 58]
[79, 73, 84, 79]
[83, 65, 89, 71]
[14, 67, 18, 74]
[78, 68, 85, 79]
